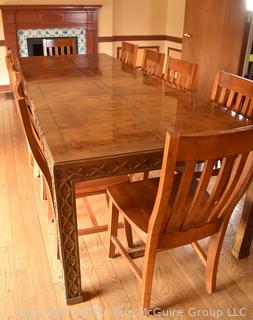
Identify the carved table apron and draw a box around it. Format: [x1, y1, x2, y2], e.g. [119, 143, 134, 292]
[18, 53, 252, 305]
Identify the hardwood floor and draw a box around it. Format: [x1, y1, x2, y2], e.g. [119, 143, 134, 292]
[0, 93, 253, 319]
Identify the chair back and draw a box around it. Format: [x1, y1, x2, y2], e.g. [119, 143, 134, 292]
[164, 57, 197, 90]
[210, 70, 253, 120]
[120, 42, 138, 68]
[43, 38, 77, 56]
[142, 49, 165, 78]
[7, 65, 24, 115]
[150, 127, 253, 246]
[11, 68, 23, 98]
[5, 47, 15, 92]
[17, 95, 53, 198]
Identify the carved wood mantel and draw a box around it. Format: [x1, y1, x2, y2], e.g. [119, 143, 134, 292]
[0, 5, 102, 64]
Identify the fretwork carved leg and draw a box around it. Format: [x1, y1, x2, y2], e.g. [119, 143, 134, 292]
[232, 181, 253, 259]
[53, 168, 83, 305]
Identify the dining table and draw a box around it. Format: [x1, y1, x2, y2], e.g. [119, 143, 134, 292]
[18, 53, 253, 305]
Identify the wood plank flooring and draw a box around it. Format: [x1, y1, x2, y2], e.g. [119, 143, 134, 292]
[0, 93, 253, 319]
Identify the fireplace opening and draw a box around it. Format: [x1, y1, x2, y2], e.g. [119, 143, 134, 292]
[27, 37, 78, 56]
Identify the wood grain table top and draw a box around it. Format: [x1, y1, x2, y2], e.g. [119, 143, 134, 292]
[19, 53, 250, 165]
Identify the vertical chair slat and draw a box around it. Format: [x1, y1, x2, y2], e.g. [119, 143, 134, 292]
[226, 90, 235, 108]
[208, 153, 249, 222]
[184, 76, 191, 90]
[170, 70, 175, 84]
[197, 156, 237, 225]
[241, 96, 250, 116]
[210, 70, 221, 101]
[182, 159, 216, 230]
[165, 160, 196, 233]
[218, 87, 227, 105]
[175, 72, 182, 87]
[234, 93, 243, 112]
[247, 100, 253, 120]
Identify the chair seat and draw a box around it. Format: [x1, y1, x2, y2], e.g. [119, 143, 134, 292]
[75, 175, 130, 197]
[108, 175, 209, 234]
[108, 178, 159, 233]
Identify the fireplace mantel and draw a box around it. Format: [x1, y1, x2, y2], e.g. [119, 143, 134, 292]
[1, 5, 102, 64]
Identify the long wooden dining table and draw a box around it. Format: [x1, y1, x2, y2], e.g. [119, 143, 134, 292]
[18, 53, 253, 305]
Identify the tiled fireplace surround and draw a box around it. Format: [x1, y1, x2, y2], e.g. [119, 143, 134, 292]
[17, 27, 86, 57]
[1, 5, 101, 63]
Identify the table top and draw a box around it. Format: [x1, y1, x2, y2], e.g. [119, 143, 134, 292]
[19, 53, 250, 165]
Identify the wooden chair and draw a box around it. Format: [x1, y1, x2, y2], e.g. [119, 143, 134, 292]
[17, 91, 131, 241]
[142, 49, 165, 78]
[210, 70, 253, 120]
[107, 127, 253, 310]
[42, 38, 77, 56]
[164, 57, 197, 90]
[9, 66, 40, 175]
[119, 42, 138, 68]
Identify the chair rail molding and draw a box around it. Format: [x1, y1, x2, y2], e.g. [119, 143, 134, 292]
[98, 35, 183, 43]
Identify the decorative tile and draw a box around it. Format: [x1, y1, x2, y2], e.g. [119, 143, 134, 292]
[17, 27, 86, 57]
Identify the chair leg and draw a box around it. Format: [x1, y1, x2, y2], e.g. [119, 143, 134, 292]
[47, 190, 54, 223]
[33, 161, 40, 178]
[108, 200, 119, 258]
[205, 219, 229, 294]
[105, 192, 110, 206]
[57, 239, 60, 260]
[143, 171, 149, 180]
[28, 148, 34, 167]
[40, 175, 48, 201]
[141, 243, 157, 310]
[83, 197, 99, 227]
[124, 218, 134, 248]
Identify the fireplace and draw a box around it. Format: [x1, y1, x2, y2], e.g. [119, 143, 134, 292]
[1, 5, 102, 63]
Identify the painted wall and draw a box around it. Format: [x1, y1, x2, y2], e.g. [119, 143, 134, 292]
[112, 0, 185, 57]
[163, 0, 185, 60]
[113, 0, 167, 35]
[166, 0, 186, 37]
[0, 0, 186, 85]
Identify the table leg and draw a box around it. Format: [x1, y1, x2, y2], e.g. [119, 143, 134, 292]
[232, 180, 253, 259]
[53, 168, 84, 305]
